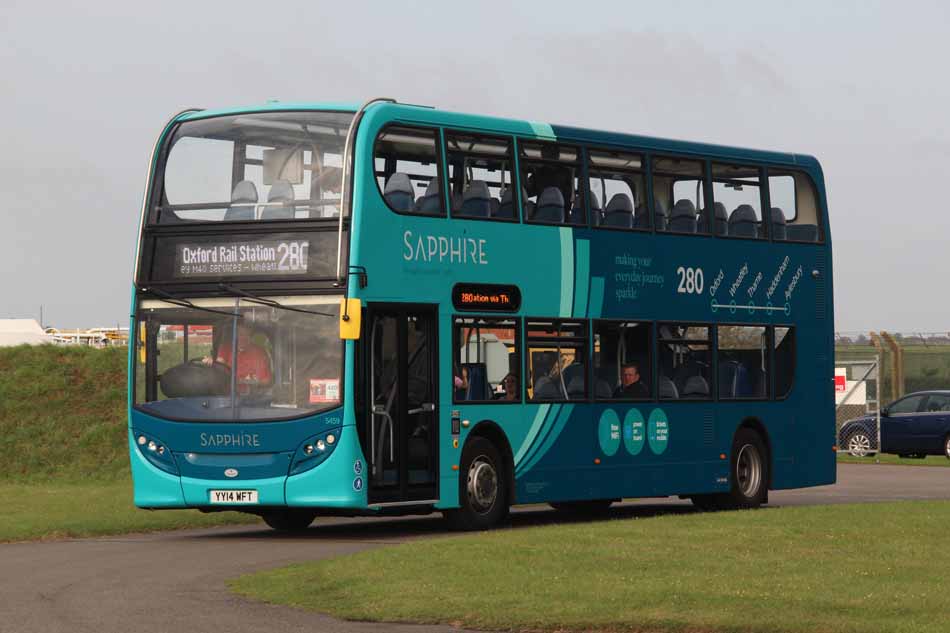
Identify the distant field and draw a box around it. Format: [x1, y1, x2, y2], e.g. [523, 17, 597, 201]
[232, 501, 950, 633]
[836, 343, 950, 395]
[0, 345, 259, 540]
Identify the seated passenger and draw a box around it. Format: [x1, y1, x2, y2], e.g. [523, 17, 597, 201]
[614, 362, 649, 398]
[203, 323, 272, 391]
[498, 373, 519, 401]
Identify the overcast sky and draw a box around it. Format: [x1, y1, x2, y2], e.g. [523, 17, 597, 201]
[2, 0, 948, 332]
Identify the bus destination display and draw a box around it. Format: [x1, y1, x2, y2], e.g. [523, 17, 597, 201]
[452, 283, 521, 312]
[174, 239, 310, 278]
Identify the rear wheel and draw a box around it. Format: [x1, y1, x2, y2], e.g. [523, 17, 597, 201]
[261, 509, 317, 532]
[691, 428, 769, 511]
[444, 437, 508, 531]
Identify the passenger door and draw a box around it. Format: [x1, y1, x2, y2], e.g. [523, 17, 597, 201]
[365, 305, 439, 505]
[884, 394, 927, 453]
[916, 394, 950, 453]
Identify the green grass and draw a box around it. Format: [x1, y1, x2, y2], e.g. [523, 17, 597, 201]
[0, 345, 260, 540]
[0, 478, 258, 542]
[838, 453, 950, 467]
[231, 501, 950, 633]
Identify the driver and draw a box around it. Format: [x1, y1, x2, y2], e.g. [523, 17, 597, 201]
[203, 323, 272, 389]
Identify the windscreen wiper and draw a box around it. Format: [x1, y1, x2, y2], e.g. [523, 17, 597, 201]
[216, 283, 336, 317]
[138, 286, 243, 318]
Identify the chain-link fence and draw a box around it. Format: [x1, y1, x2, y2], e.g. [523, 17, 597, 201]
[835, 357, 881, 456]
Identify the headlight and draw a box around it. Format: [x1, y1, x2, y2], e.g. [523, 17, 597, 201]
[133, 430, 179, 475]
[290, 428, 342, 476]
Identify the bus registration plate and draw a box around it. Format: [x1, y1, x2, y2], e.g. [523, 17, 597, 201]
[210, 490, 258, 504]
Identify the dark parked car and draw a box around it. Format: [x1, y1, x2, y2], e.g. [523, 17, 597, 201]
[839, 390, 950, 458]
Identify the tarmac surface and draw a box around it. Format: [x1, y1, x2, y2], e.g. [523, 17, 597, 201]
[3, 462, 950, 633]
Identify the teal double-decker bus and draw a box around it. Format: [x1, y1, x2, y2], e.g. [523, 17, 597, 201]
[129, 98, 834, 531]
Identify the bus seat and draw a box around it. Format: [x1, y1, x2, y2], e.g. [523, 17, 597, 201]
[562, 362, 584, 389]
[224, 180, 258, 221]
[384, 173, 415, 212]
[462, 363, 491, 400]
[451, 191, 464, 211]
[261, 180, 295, 219]
[681, 375, 709, 399]
[710, 202, 729, 235]
[533, 376, 565, 400]
[604, 193, 634, 228]
[652, 200, 669, 231]
[568, 196, 585, 224]
[416, 178, 442, 213]
[729, 205, 759, 237]
[594, 378, 614, 399]
[566, 375, 585, 398]
[589, 192, 603, 226]
[669, 199, 697, 233]
[770, 207, 787, 240]
[490, 198, 500, 216]
[786, 224, 819, 242]
[533, 187, 565, 223]
[497, 187, 526, 219]
[658, 375, 679, 399]
[460, 180, 492, 217]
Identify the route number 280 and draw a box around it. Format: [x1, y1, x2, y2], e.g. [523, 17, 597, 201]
[676, 266, 704, 294]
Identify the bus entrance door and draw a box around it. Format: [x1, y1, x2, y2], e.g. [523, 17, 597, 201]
[366, 305, 439, 505]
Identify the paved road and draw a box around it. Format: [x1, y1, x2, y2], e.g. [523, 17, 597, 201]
[3, 463, 950, 633]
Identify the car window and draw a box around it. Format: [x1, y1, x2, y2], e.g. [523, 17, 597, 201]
[888, 394, 926, 415]
[923, 394, 950, 412]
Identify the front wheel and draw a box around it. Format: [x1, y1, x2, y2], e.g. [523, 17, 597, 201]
[443, 437, 508, 531]
[846, 430, 873, 457]
[261, 509, 317, 532]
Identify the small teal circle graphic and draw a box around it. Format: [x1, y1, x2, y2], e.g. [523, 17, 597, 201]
[729, 299, 737, 314]
[710, 298, 719, 313]
[598, 409, 621, 457]
[647, 408, 670, 455]
[623, 409, 646, 455]
[748, 300, 756, 315]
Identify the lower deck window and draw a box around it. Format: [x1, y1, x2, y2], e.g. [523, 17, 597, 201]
[526, 320, 588, 401]
[454, 317, 520, 402]
[718, 325, 769, 399]
[658, 324, 711, 400]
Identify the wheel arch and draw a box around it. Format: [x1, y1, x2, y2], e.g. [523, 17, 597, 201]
[465, 420, 515, 502]
[734, 417, 773, 489]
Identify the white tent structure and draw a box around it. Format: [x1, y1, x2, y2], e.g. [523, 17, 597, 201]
[0, 319, 51, 346]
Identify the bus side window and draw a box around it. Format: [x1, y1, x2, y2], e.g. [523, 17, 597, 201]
[712, 163, 765, 239]
[653, 157, 707, 235]
[717, 325, 768, 399]
[525, 320, 588, 401]
[454, 317, 520, 403]
[767, 170, 822, 242]
[657, 324, 711, 400]
[520, 142, 586, 226]
[588, 150, 645, 230]
[773, 327, 795, 398]
[444, 133, 515, 221]
[373, 126, 443, 216]
[593, 321, 652, 399]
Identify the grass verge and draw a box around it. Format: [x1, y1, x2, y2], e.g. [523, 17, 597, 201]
[0, 479, 258, 542]
[231, 501, 950, 633]
[838, 452, 950, 467]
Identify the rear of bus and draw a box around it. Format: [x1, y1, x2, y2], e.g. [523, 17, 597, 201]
[128, 107, 364, 530]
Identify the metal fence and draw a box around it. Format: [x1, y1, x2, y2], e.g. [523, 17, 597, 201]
[835, 357, 881, 456]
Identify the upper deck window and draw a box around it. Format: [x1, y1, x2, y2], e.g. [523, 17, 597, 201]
[520, 142, 586, 226]
[711, 163, 765, 239]
[588, 150, 646, 230]
[374, 126, 444, 216]
[156, 111, 353, 224]
[445, 133, 515, 221]
[653, 157, 708, 235]
[766, 169, 823, 242]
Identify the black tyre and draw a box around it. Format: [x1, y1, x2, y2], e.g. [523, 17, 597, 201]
[549, 500, 614, 515]
[261, 509, 317, 532]
[444, 437, 508, 531]
[692, 428, 769, 511]
[845, 429, 873, 457]
[944, 435, 950, 460]
[688, 494, 720, 511]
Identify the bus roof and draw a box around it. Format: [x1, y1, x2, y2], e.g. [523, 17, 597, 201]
[175, 100, 819, 170]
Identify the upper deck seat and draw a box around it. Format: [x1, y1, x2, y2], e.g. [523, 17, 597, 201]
[669, 199, 697, 233]
[603, 193, 634, 228]
[587, 192, 603, 226]
[460, 180, 492, 217]
[707, 202, 729, 235]
[729, 204, 760, 238]
[415, 178, 442, 214]
[260, 180, 295, 220]
[496, 187, 523, 219]
[383, 173, 415, 212]
[224, 180, 258, 221]
[533, 187, 565, 223]
[770, 207, 787, 240]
